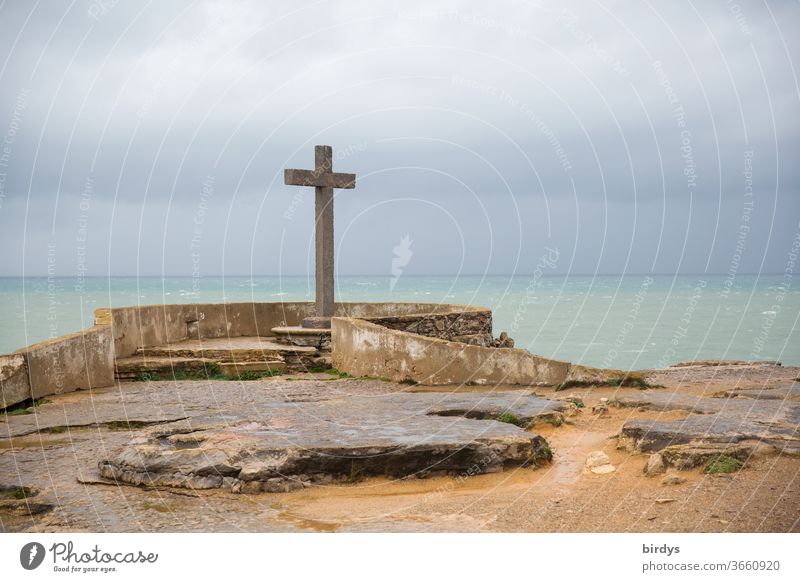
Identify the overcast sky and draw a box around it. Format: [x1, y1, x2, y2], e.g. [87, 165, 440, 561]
[0, 0, 797, 277]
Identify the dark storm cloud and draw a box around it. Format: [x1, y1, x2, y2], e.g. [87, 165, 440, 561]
[0, 0, 797, 276]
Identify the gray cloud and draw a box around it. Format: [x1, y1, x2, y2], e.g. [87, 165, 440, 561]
[0, 0, 797, 277]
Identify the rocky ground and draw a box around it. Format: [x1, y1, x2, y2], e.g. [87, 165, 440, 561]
[1, 363, 798, 532]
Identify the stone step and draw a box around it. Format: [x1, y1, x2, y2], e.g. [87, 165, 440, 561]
[135, 337, 319, 362]
[121, 336, 326, 376]
[218, 361, 286, 379]
[115, 356, 218, 380]
[116, 356, 288, 380]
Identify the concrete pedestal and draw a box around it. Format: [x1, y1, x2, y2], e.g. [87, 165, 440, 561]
[272, 325, 331, 351]
[301, 316, 332, 329]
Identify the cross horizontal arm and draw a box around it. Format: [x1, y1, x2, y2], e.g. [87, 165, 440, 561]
[284, 169, 356, 189]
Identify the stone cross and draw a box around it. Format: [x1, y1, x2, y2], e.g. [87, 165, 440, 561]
[284, 145, 356, 327]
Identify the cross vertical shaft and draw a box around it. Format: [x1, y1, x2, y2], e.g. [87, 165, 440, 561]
[315, 146, 334, 319]
[284, 145, 356, 327]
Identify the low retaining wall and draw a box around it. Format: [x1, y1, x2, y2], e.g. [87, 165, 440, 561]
[1, 325, 116, 408]
[96, 302, 316, 358]
[332, 317, 568, 385]
[22, 326, 115, 399]
[0, 299, 628, 406]
[332, 317, 626, 386]
[97, 301, 480, 358]
[1, 301, 491, 408]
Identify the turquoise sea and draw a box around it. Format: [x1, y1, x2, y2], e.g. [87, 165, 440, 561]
[0, 275, 797, 370]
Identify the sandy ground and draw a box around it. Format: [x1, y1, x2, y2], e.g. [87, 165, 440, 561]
[1, 364, 798, 532]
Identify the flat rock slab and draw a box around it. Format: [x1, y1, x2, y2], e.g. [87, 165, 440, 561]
[671, 360, 782, 368]
[617, 387, 800, 453]
[98, 392, 562, 493]
[1, 378, 397, 438]
[711, 383, 800, 402]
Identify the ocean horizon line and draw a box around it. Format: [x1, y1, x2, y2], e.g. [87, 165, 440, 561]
[0, 272, 787, 279]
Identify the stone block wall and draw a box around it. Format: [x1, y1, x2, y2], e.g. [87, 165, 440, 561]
[365, 310, 493, 343]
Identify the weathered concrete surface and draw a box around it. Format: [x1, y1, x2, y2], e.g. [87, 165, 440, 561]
[0, 354, 29, 408]
[333, 317, 564, 385]
[97, 391, 560, 492]
[332, 316, 631, 387]
[617, 387, 800, 454]
[97, 303, 316, 358]
[18, 325, 115, 399]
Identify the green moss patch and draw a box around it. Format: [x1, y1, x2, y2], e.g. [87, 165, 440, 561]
[2, 398, 51, 416]
[1, 486, 35, 500]
[104, 420, 154, 431]
[556, 373, 655, 392]
[136, 362, 286, 382]
[704, 455, 744, 474]
[530, 436, 554, 466]
[324, 368, 352, 379]
[307, 366, 333, 373]
[496, 412, 523, 427]
[234, 370, 283, 381]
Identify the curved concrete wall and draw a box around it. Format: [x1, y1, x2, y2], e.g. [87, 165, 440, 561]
[1, 300, 491, 408]
[1, 325, 116, 408]
[332, 317, 571, 386]
[95, 301, 488, 358]
[0, 299, 625, 406]
[332, 316, 630, 387]
[21, 325, 115, 399]
[95, 302, 317, 358]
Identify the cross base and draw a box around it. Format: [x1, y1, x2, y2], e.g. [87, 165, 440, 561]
[301, 316, 332, 329]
